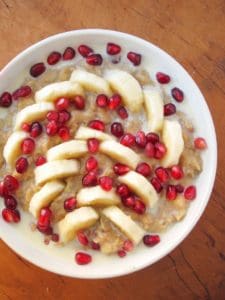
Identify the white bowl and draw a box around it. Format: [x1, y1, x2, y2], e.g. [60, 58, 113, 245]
[0, 29, 217, 278]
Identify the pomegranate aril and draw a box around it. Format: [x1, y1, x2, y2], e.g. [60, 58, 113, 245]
[118, 249, 126, 257]
[166, 185, 177, 201]
[4, 195, 17, 210]
[135, 130, 147, 148]
[143, 234, 160, 246]
[99, 176, 113, 191]
[21, 138, 35, 154]
[21, 122, 31, 132]
[77, 231, 89, 246]
[64, 197, 77, 212]
[35, 156, 46, 166]
[155, 167, 170, 183]
[133, 199, 146, 214]
[82, 171, 98, 187]
[171, 87, 184, 102]
[55, 97, 70, 111]
[0, 181, 9, 197]
[46, 120, 59, 136]
[146, 132, 159, 144]
[122, 195, 136, 208]
[87, 138, 99, 153]
[108, 94, 121, 110]
[58, 126, 70, 141]
[91, 241, 100, 250]
[3, 175, 19, 192]
[156, 72, 171, 84]
[194, 137, 207, 150]
[154, 142, 167, 159]
[78, 45, 93, 58]
[63, 47, 75, 60]
[164, 103, 176, 116]
[15, 157, 28, 174]
[75, 252, 92, 265]
[111, 122, 124, 138]
[2, 208, 20, 223]
[113, 163, 130, 175]
[85, 156, 98, 172]
[0, 92, 12, 107]
[150, 177, 163, 193]
[88, 120, 105, 132]
[47, 51, 61, 65]
[175, 184, 184, 193]
[107, 43, 121, 55]
[30, 62, 46, 77]
[38, 225, 53, 235]
[38, 207, 52, 229]
[136, 162, 151, 177]
[30, 122, 42, 138]
[184, 185, 196, 200]
[73, 95, 85, 110]
[123, 240, 133, 252]
[170, 165, 184, 180]
[96, 94, 108, 108]
[58, 110, 71, 123]
[46, 110, 59, 122]
[117, 106, 128, 119]
[51, 233, 59, 242]
[145, 142, 155, 158]
[86, 54, 103, 66]
[12, 86, 32, 100]
[127, 52, 141, 66]
[116, 184, 130, 198]
[120, 133, 135, 147]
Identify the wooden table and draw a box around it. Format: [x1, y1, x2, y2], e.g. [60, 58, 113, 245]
[0, 1, 224, 299]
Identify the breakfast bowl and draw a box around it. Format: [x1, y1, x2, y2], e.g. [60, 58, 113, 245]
[0, 29, 217, 278]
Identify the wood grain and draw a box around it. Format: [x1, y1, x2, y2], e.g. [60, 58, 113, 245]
[0, 0, 224, 299]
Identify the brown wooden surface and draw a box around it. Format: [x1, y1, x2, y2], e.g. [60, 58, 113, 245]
[0, 0, 224, 299]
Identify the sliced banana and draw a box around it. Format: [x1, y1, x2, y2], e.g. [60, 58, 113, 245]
[14, 103, 54, 130]
[35, 159, 80, 186]
[3, 131, 28, 166]
[47, 140, 88, 161]
[104, 69, 143, 112]
[143, 89, 164, 133]
[29, 180, 65, 218]
[57, 207, 99, 243]
[70, 69, 111, 95]
[77, 186, 120, 207]
[118, 171, 158, 208]
[99, 140, 140, 169]
[75, 126, 115, 141]
[161, 120, 184, 167]
[35, 81, 84, 103]
[102, 206, 144, 244]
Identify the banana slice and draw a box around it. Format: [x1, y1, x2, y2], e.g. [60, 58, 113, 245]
[102, 206, 144, 244]
[104, 69, 143, 112]
[35, 159, 80, 185]
[161, 120, 184, 167]
[29, 180, 65, 218]
[77, 186, 120, 207]
[118, 171, 158, 207]
[143, 89, 164, 133]
[35, 81, 83, 103]
[57, 207, 99, 243]
[14, 103, 54, 130]
[47, 140, 88, 161]
[3, 131, 28, 166]
[75, 126, 115, 141]
[70, 69, 111, 95]
[99, 140, 140, 169]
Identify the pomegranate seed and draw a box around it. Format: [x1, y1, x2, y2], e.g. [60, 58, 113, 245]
[82, 171, 98, 187]
[91, 241, 100, 250]
[3, 175, 19, 192]
[122, 195, 136, 208]
[136, 162, 151, 177]
[155, 167, 170, 183]
[30, 62, 46, 77]
[21, 122, 31, 132]
[143, 234, 160, 246]
[123, 240, 133, 252]
[154, 142, 167, 159]
[150, 177, 163, 193]
[2, 208, 20, 223]
[51, 233, 59, 242]
[46, 111, 59, 122]
[145, 142, 155, 158]
[146, 132, 159, 144]
[73, 95, 85, 110]
[166, 185, 177, 201]
[12, 86, 32, 100]
[0, 92, 12, 107]
[87, 138, 99, 153]
[88, 120, 105, 131]
[175, 184, 184, 193]
[47, 51, 61, 65]
[58, 110, 71, 123]
[111, 122, 124, 138]
[99, 176, 113, 191]
[116, 184, 130, 198]
[108, 94, 121, 110]
[38, 225, 53, 235]
[58, 126, 70, 141]
[64, 197, 77, 212]
[107, 43, 121, 55]
[35, 156, 46, 166]
[113, 163, 130, 175]
[156, 72, 170, 84]
[30, 122, 42, 138]
[78, 45, 93, 57]
[77, 231, 89, 246]
[133, 199, 146, 214]
[0, 181, 9, 197]
[85, 156, 98, 172]
[96, 94, 108, 108]
[75, 252, 92, 265]
[15, 157, 28, 174]
[38, 208, 52, 229]
[86, 54, 103, 66]
[120, 133, 135, 147]
[4, 195, 17, 210]
[118, 249, 126, 257]
[62, 47, 75, 60]
[46, 120, 59, 136]
[127, 52, 141, 66]
[171, 87, 184, 102]
[164, 103, 176, 116]
[55, 97, 70, 111]
[184, 185, 196, 200]
[21, 138, 35, 154]
[170, 165, 184, 180]
[135, 130, 147, 148]
[117, 106, 128, 119]
[194, 137, 207, 150]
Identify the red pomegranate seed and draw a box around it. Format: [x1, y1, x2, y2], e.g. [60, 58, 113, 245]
[155, 167, 170, 183]
[99, 176, 113, 191]
[127, 52, 141, 66]
[46, 111, 59, 122]
[78, 45, 93, 58]
[96, 94, 108, 108]
[21, 122, 31, 132]
[113, 163, 130, 175]
[116, 184, 130, 198]
[3, 175, 19, 192]
[55, 97, 70, 111]
[82, 171, 98, 187]
[107, 43, 121, 55]
[122, 195, 136, 208]
[166, 185, 177, 201]
[77, 231, 89, 246]
[0, 181, 9, 197]
[171, 87, 184, 102]
[123, 240, 133, 252]
[133, 199, 146, 214]
[108, 94, 121, 110]
[87, 138, 99, 153]
[63, 47, 75, 60]
[4, 195, 17, 210]
[51, 233, 59, 242]
[64, 197, 77, 212]
[117, 106, 128, 119]
[2, 208, 20, 223]
[146, 132, 159, 144]
[154, 142, 167, 159]
[15, 157, 28, 174]
[30, 62, 46, 77]
[135, 130, 147, 148]
[145, 142, 155, 158]
[47, 51, 61, 65]
[164, 103, 176, 116]
[120, 133, 135, 147]
[21, 138, 35, 154]
[118, 249, 126, 257]
[75, 252, 92, 265]
[88, 120, 105, 132]
[143, 234, 160, 246]
[38, 207, 52, 229]
[58, 126, 70, 141]
[0, 92, 12, 107]
[156, 72, 171, 84]
[194, 137, 207, 150]
[85, 156, 98, 172]
[38, 225, 53, 235]
[91, 241, 100, 250]
[73, 95, 85, 110]
[184, 185, 196, 200]
[150, 177, 163, 193]
[111, 122, 124, 138]
[170, 165, 184, 180]
[30, 122, 42, 138]
[136, 162, 151, 177]
[46, 120, 59, 136]
[175, 184, 184, 193]
[86, 54, 103, 66]
[35, 156, 46, 166]
[12, 86, 32, 100]
[58, 110, 71, 123]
